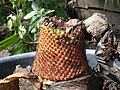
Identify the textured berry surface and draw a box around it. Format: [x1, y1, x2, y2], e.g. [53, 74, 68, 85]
[32, 17, 88, 81]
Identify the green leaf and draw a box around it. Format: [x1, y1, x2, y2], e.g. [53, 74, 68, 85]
[7, 14, 13, 20]
[19, 25, 26, 34]
[24, 33, 34, 42]
[18, 9, 24, 19]
[28, 0, 33, 1]
[0, 34, 20, 51]
[29, 25, 34, 31]
[44, 10, 55, 15]
[30, 15, 40, 24]
[24, 11, 37, 19]
[18, 31, 23, 39]
[11, 15, 17, 23]
[10, 43, 26, 55]
[32, 1, 38, 11]
[7, 19, 12, 30]
[38, 8, 45, 15]
[36, 21, 40, 29]
[31, 28, 36, 33]
[18, 25, 26, 39]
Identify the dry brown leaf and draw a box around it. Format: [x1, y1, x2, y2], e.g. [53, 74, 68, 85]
[0, 72, 37, 84]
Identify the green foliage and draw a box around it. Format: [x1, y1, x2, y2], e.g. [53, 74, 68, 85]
[0, 0, 12, 25]
[0, 34, 20, 51]
[0, 0, 69, 55]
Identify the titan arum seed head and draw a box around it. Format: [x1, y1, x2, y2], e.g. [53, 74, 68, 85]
[32, 17, 88, 81]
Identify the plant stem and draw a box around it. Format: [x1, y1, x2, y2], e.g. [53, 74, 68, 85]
[21, 38, 38, 44]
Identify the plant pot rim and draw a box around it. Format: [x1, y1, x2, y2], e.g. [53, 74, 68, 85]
[0, 52, 36, 64]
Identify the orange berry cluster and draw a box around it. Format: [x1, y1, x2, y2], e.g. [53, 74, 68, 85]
[32, 17, 88, 81]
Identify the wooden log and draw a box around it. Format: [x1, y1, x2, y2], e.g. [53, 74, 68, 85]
[0, 79, 19, 90]
[75, 8, 120, 24]
[43, 66, 102, 90]
[83, 13, 109, 42]
[75, 0, 120, 13]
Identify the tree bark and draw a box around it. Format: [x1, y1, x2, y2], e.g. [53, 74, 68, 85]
[44, 66, 102, 90]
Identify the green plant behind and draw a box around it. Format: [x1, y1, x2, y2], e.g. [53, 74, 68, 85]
[0, 0, 68, 55]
